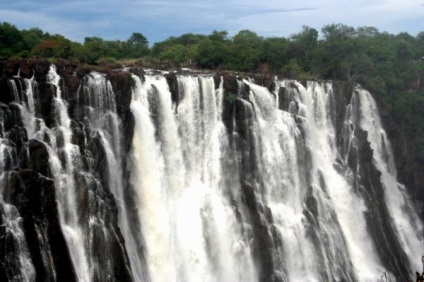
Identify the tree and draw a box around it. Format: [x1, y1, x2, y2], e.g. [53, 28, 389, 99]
[321, 23, 356, 41]
[195, 38, 228, 68]
[356, 26, 379, 37]
[21, 28, 49, 50]
[127, 32, 148, 46]
[261, 37, 289, 70]
[32, 40, 58, 58]
[160, 44, 187, 62]
[226, 30, 263, 71]
[208, 30, 228, 43]
[312, 24, 357, 79]
[70, 43, 98, 63]
[125, 32, 149, 58]
[0, 22, 26, 57]
[289, 26, 318, 71]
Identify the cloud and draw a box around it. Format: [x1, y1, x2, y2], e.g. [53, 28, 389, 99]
[0, 9, 91, 40]
[1, 0, 423, 43]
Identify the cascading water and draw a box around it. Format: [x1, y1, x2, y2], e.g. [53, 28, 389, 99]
[77, 71, 148, 282]
[130, 74, 257, 282]
[1, 63, 422, 282]
[353, 87, 424, 272]
[0, 139, 36, 282]
[45, 65, 91, 282]
[298, 81, 384, 280]
[122, 74, 424, 281]
[1, 65, 133, 281]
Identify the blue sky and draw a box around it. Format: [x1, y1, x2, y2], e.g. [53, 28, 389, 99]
[1, 0, 423, 44]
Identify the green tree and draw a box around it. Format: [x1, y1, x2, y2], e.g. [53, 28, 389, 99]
[313, 24, 357, 79]
[289, 26, 318, 71]
[128, 32, 148, 46]
[226, 30, 263, 71]
[21, 28, 49, 50]
[261, 37, 289, 71]
[160, 44, 187, 62]
[151, 33, 205, 59]
[195, 38, 228, 69]
[70, 43, 98, 63]
[125, 32, 149, 58]
[208, 30, 228, 42]
[0, 22, 26, 57]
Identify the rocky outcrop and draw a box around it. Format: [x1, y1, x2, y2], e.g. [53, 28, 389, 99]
[1, 59, 422, 281]
[346, 127, 410, 280]
[232, 83, 283, 282]
[379, 111, 424, 220]
[13, 170, 77, 282]
[0, 59, 135, 281]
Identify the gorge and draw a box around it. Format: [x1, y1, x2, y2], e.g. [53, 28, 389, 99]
[0, 59, 423, 282]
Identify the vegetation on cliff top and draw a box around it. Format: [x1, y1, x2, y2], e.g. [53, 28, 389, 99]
[1, 21, 423, 162]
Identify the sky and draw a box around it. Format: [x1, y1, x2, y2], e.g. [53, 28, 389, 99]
[1, 0, 423, 44]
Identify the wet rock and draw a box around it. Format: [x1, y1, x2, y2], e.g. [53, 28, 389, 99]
[15, 169, 77, 282]
[121, 111, 135, 154]
[0, 169, 77, 281]
[70, 120, 86, 150]
[28, 139, 51, 177]
[165, 72, 179, 105]
[6, 126, 27, 154]
[241, 182, 280, 282]
[332, 81, 354, 139]
[277, 86, 299, 113]
[0, 60, 21, 77]
[218, 73, 239, 133]
[128, 67, 145, 79]
[86, 135, 109, 191]
[215, 72, 238, 93]
[0, 78, 16, 104]
[34, 82, 56, 128]
[0, 183, 22, 281]
[107, 71, 133, 118]
[0, 103, 13, 133]
[348, 127, 410, 280]
[235, 94, 281, 281]
[59, 74, 80, 117]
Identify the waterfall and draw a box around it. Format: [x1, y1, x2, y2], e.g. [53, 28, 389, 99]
[130, 74, 257, 282]
[1, 65, 132, 281]
[245, 79, 320, 281]
[354, 87, 424, 272]
[293, 81, 383, 280]
[0, 140, 36, 282]
[243, 79, 380, 281]
[1, 64, 423, 282]
[43, 65, 91, 281]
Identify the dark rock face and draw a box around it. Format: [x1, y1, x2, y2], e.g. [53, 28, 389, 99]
[28, 139, 51, 177]
[0, 168, 77, 282]
[348, 128, 410, 280]
[34, 82, 56, 128]
[329, 86, 412, 280]
[232, 86, 283, 282]
[14, 170, 77, 282]
[1, 59, 422, 281]
[0, 78, 17, 104]
[379, 113, 424, 221]
[165, 72, 180, 105]
[0, 59, 135, 282]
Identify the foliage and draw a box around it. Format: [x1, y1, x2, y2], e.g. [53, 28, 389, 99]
[225, 92, 237, 104]
[0, 21, 423, 162]
[0, 22, 26, 57]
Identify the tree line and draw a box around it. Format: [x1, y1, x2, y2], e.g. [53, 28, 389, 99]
[1, 21, 423, 162]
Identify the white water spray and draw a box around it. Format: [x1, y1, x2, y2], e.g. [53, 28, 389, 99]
[355, 88, 424, 272]
[130, 74, 257, 282]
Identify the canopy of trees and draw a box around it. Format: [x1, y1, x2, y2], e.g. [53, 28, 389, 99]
[1, 22, 423, 162]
